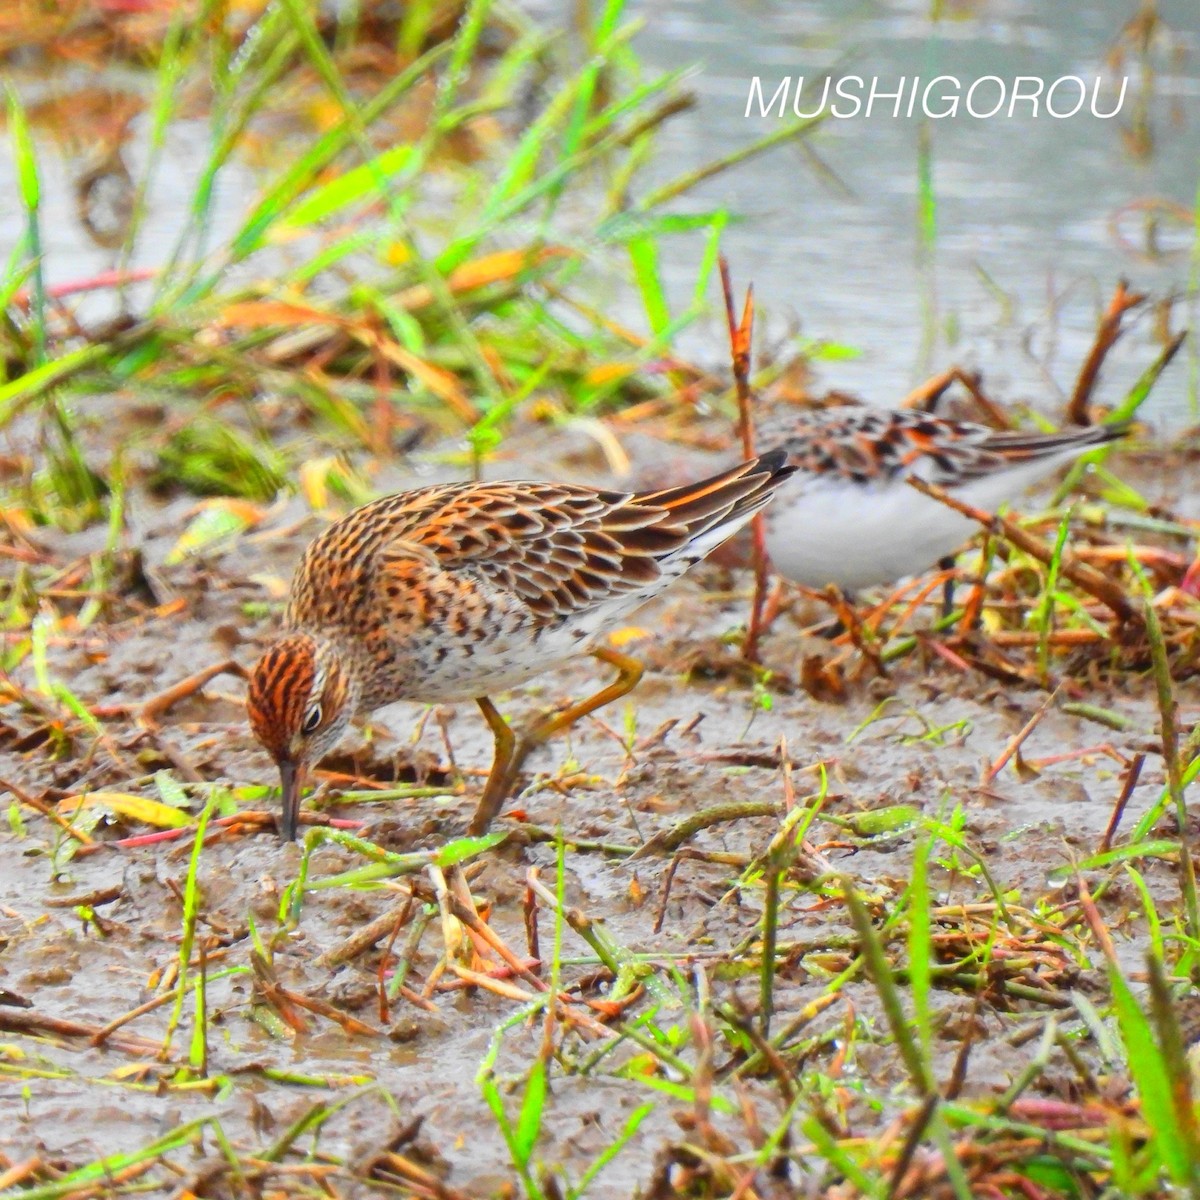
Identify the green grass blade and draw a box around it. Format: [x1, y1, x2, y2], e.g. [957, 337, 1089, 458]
[842, 875, 936, 1096]
[0, 345, 108, 427]
[6, 87, 44, 364]
[638, 113, 824, 210]
[568, 1103, 654, 1199]
[628, 234, 670, 336]
[514, 1059, 547, 1168]
[1108, 964, 1196, 1188]
[281, 144, 415, 230]
[229, 42, 451, 261]
[1110, 329, 1186, 423]
[10, 1119, 211, 1200]
[909, 832, 933, 1059]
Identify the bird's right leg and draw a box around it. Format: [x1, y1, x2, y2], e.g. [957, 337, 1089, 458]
[521, 646, 644, 750]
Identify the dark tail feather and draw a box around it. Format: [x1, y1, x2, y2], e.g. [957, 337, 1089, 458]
[983, 420, 1131, 460]
[637, 449, 793, 541]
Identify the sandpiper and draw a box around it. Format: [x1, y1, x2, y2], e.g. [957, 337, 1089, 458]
[759, 406, 1127, 591]
[247, 451, 794, 840]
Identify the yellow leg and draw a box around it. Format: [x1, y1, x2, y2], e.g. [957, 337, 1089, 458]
[466, 647, 645, 835]
[525, 645, 644, 746]
[471, 696, 516, 836]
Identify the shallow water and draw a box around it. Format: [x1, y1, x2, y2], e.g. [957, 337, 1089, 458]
[623, 0, 1199, 422]
[3, 2, 1196, 426]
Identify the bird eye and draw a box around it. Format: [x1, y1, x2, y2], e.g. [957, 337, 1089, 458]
[301, 704, 323, 734]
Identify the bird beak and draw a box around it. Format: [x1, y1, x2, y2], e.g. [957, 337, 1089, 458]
[277, 758, 305, 842]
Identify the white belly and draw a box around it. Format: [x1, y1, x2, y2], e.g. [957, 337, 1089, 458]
[372, 590, 648, 706]
[764, 456, 1074, 591]
[403, 622, 598, 702]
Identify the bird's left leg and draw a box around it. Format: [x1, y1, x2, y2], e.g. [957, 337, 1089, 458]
[470, 696, 517, 836]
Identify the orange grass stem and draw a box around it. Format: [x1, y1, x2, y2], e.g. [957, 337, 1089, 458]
[719, 256, 771, 663]
[906, 476, 1137, 624]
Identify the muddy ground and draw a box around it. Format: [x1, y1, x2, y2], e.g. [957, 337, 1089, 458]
[1, 417, 1196, 1196]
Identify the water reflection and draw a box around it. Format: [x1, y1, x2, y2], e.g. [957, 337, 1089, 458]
[1, 0, 1196, 421]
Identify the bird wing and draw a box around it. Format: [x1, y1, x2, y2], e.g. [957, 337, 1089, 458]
[374, 480, 680, 622]
[770, 407, 1123, 487]
[370, 453, 791, 623]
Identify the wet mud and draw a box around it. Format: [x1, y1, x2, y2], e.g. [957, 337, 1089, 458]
[1, 419, 1194, 1194]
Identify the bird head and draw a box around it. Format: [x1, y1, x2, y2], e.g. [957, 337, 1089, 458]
[247, 632, 353, 841]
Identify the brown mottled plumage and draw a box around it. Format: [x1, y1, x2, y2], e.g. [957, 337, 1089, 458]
[758, 406, 1128, 591]
[247, 452, 794, 840]
[762, 406, 1128, 486]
